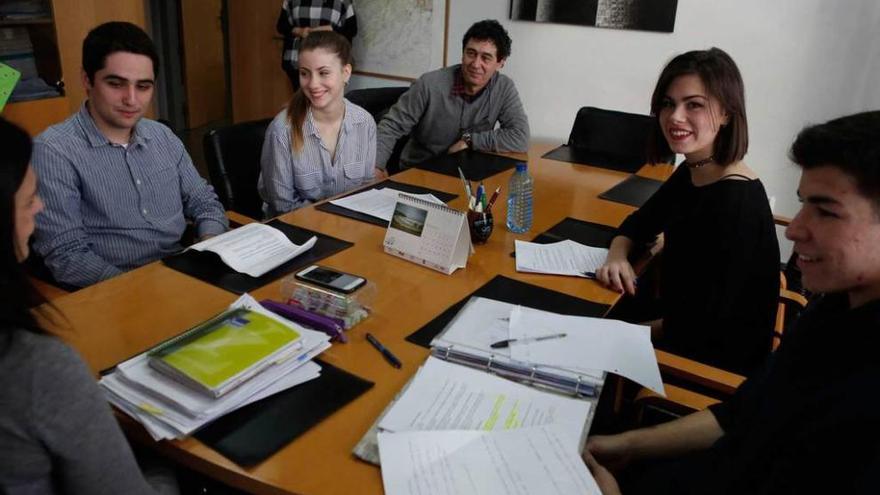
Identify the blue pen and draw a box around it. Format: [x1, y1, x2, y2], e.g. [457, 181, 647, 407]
[475, 184, 485, 209]
[366, 333, 402, 369]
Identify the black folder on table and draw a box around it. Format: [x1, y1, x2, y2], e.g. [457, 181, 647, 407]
[406, 275, 610, 348]
[598, 175, 664, 208]
[194, 359, 373, 467]
[529, 217, 618, 248]
[314, 179, 458, 226]
[163, 219, 353, 294]
[411, 149, 520, 181]
[543, 145, 647, 174]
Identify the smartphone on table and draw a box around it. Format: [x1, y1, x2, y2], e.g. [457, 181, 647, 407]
[294, 265, 366, 294]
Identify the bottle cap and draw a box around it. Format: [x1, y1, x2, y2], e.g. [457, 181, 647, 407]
[516, 162, 527, 172]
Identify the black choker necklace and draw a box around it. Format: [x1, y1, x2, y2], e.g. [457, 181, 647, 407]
[683, 156, 714, 169]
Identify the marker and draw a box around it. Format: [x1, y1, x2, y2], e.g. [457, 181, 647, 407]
[490, 333, 567, 349]
[486, 186, 501, 210]
[366, 333, 402, 368]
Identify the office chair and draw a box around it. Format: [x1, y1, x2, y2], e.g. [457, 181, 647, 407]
[203, 118, 272, 220]
[345, 86, 410, 174]
[565, 106, 675, 171]
[632, 273, 809, 423]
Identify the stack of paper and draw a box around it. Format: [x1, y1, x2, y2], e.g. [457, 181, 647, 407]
[376, 358, 599, 495]
[100, 294, 331, 440]
[378, 425, 601, 495]
[515, 239, 608, 277]
[329, 187, 444, 222]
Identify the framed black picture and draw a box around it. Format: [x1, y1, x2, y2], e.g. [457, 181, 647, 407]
[510, 0, 678, 33]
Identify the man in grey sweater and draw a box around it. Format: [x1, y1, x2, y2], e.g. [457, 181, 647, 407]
[375, 19, 530, 170]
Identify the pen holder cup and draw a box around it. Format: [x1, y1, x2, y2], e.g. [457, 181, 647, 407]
[467, 209, 494, 244]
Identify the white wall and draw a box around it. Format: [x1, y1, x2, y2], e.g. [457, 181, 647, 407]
[353, 0, 880, 223]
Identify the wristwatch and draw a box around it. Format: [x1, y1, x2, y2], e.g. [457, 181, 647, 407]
[461, 132, 473, 148]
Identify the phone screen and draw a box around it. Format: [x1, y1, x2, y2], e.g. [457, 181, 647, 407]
[297, 266, 365, 293]
[305, 267, 345, 284]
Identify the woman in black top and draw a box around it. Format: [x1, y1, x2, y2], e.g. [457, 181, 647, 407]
[596, 48, 779, 375]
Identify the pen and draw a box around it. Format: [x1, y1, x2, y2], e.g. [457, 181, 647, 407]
[582, 271, 596, 279]
[457, 167, 472, 200]
[486, 186, 501, 210]
[366, 333, 402, 368]
[475, 183, 485, 209]
[490, 332, 567, 349]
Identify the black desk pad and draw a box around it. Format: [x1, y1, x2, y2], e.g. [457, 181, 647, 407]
[530, 217, 618, 248]
[598, 175, 664, 208]
[405, 275, 610, 348]
[194, 359, 373, 467]
[314, 179, 457, 226]
[543, 145, 646, 174]
[163, 219, 353, 294]
[411, 149, 521, 181]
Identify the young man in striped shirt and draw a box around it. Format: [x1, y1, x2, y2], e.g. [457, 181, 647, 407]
[32, 22, 227, 288]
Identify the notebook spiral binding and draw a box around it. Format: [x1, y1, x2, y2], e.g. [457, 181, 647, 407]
[396, 193, 464, 216]
[430, 344, 597, 398]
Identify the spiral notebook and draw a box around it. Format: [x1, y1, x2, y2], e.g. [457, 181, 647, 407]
[383, 193, 471, 274]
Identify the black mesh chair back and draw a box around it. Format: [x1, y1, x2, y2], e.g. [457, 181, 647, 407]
[568, 106, 673, 165]
[203, 118, 272, 220]
[345, 86, 408, 121]
[346, 87, 410, 174]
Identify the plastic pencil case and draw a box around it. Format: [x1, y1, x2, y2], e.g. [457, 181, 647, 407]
[279, 277, 375, 330]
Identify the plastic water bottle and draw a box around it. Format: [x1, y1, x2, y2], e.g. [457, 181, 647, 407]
[506, 162, 533, 233]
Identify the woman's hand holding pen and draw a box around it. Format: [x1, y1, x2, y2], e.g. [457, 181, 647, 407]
[596, 256, 637, 296]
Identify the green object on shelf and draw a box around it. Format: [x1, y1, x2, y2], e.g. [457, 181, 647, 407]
[0, 63, 22, 112]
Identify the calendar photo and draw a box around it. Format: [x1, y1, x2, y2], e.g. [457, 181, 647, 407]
[390, 203, 428, 237]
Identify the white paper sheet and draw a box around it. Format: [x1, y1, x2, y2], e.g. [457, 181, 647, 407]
[379, 357, 590, 434]
[330, 187, 444, 222]
[378, 425, 600, 495]
[508, 306, 664, 395]
[514, 239, 608, 277]
[188, 223, 316, 277]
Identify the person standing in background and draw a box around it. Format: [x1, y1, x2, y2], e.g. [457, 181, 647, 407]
[277, 0, 358, 90]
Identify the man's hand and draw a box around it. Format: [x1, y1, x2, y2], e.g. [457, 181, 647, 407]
[585, 434, 635, 473]
[447, 140, 468, 154]
[374, 167, 388, 180]
[582, 451, 623, 495]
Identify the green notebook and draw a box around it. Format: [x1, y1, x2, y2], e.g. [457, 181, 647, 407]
[149, 308, 302, 398]
[0, 63, 22, 112]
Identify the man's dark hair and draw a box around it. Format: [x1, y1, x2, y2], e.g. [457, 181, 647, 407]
[647, 47, 748, 166]
[462, 20, 512, 61]
[790, 111, 880, 212]
[82, 21, 159, 83]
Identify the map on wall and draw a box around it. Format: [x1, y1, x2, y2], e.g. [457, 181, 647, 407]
[351, 0, 447, 80]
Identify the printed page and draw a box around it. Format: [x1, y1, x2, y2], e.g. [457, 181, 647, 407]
[330, 188, 443, 222]
[188, 223, 316, 277]
[508, 307, 664, 395]
[378, 425, 600, 495]
[515, 239, 608, 277]
[379, 357, 590, 434]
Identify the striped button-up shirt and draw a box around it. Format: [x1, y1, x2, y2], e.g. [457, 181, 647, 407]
[258, 99, 376, 216]
[32, 104, 228, 288]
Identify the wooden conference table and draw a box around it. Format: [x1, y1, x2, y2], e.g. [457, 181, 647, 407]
[44, 142, 673, 494]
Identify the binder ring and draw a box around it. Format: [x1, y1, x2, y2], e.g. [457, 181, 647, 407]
[574, 375, 583, 397]
[444, 345, 453, 360]
[486, 354, 495, 373]
[529, 366, 538, 383]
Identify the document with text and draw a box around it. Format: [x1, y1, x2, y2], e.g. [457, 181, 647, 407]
[508, 306, 664, 395]
[188, 223, 316, 277]
[378, 357, 590, 434]
[515, 239, 609, 277]
[378, 425, 600, 495]
[330, 187, 444, 222]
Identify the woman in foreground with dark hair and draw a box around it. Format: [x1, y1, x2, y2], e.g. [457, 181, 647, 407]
[596, 48, 779, 375]
[0, 117, 170, 494]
